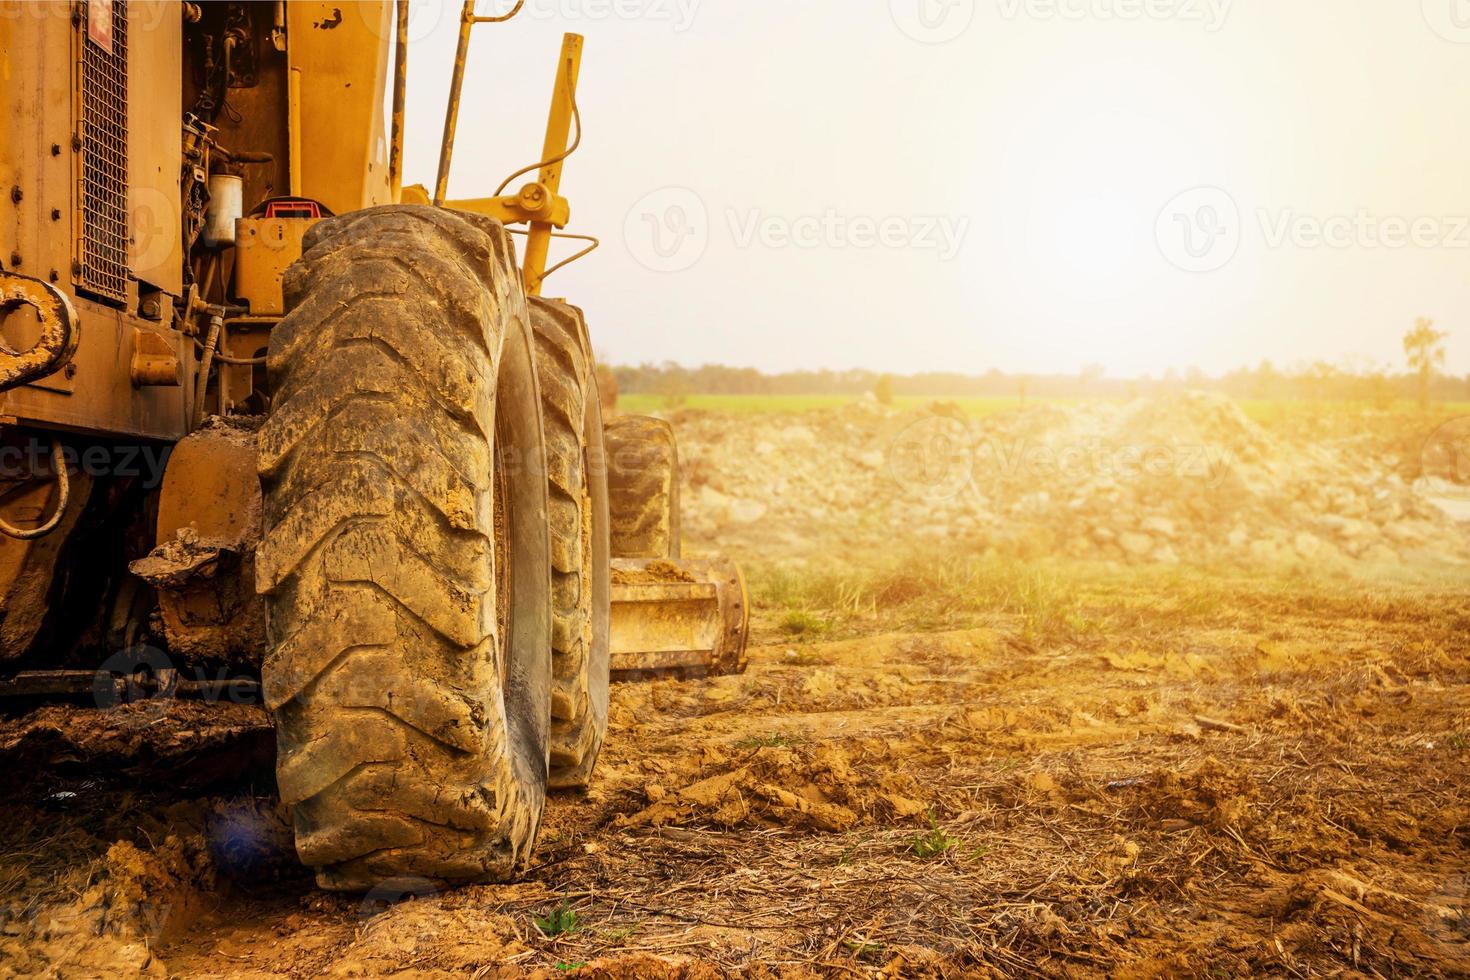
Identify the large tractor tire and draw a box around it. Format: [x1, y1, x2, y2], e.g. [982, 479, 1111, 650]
[529, 298, 610, 791]
[255, 206, 552, 891]
[604, 415, 681, 559]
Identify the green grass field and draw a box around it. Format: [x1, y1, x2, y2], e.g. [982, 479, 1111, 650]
[616, 392, 1470, 419]
[1235, 398, 1470, 423]
[616, 393, 1068, 417]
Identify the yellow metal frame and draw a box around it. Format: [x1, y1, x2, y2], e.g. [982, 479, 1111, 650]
[413, 2, 585, 296]
[519, 32, 582, 297]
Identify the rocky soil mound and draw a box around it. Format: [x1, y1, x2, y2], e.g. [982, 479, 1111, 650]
[670, 392, 1470, 569]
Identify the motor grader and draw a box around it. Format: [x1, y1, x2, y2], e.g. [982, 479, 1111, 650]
[0, 0, 747, 890]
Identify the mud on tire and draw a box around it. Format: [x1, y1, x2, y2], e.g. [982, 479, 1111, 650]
[604, 415, 681, 560]
[529, 298, 610, 790]
[255, 206, 552, 891]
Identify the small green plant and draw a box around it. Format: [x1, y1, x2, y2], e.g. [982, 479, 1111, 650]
[736, 732, 797, 750]
[911, 815, 957, 859]
[656, 375, 690, 410]
[749, 550, 1108, 644]
[779, 608, 830, 636]
[535, 901, 581, 937]
[555, 964, 588, 973]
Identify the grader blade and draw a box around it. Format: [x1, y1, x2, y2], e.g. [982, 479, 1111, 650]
[610, 558, 749, 679]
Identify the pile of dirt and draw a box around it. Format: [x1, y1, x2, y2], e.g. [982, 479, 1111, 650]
[316, 899, 528, 977]
[0, 700, 274, 794]
[0, 831, 215, 978]
[0, 791, 298, 979]
[615, 744, 928, 833]
[669, 392, 1470, 568]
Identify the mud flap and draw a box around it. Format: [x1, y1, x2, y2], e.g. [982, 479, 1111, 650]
[129, 418, 264, 668]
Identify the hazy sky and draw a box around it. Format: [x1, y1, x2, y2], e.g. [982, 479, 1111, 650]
[395, 0, 1470, 378]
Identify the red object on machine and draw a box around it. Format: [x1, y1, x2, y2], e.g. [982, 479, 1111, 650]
[264, 199, 323, 220]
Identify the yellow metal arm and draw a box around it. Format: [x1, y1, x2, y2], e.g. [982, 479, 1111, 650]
[401, 181, 570, 228]
[419, 14, 586, 294]
[448, 183, 570, 228]
[522, 33, 583, 296]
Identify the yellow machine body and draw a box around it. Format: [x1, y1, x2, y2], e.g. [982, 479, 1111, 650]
[0, 1, 397, 439]
[0, 1, 742, 682]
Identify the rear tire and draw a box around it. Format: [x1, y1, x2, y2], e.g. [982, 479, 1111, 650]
[604, 415, 681, 560]
[256, 206, 552, 891]
[529, 298, 610, 791]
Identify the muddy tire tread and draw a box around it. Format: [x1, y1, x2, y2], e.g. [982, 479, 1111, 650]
[604, 415, 681, 560]
[257, 206, 540, 890]
[529, 298, 610, 788]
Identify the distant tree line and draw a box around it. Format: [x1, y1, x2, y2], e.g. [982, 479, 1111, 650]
[609, 360, 1470, 404]
[610, 320, 1462, 406]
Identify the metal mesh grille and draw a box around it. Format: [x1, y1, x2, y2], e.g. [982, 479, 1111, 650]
[78, 0, 129, 304]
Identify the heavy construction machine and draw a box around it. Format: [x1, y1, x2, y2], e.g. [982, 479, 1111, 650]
[0, 0, 748, 890]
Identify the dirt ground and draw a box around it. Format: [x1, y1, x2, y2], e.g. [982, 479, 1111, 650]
[1, 400, 1468, 978]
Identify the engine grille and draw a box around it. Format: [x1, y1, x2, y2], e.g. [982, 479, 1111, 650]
[77, 0, 129, 305]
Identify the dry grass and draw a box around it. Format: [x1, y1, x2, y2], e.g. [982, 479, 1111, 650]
[751, 552, 1100, 643]
[749, 548, 1467, 650]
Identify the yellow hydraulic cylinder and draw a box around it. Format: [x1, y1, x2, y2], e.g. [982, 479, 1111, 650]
[389, 0, 408, 203]
[288, 66, 303, 197]
[522, 33, 582, 296]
